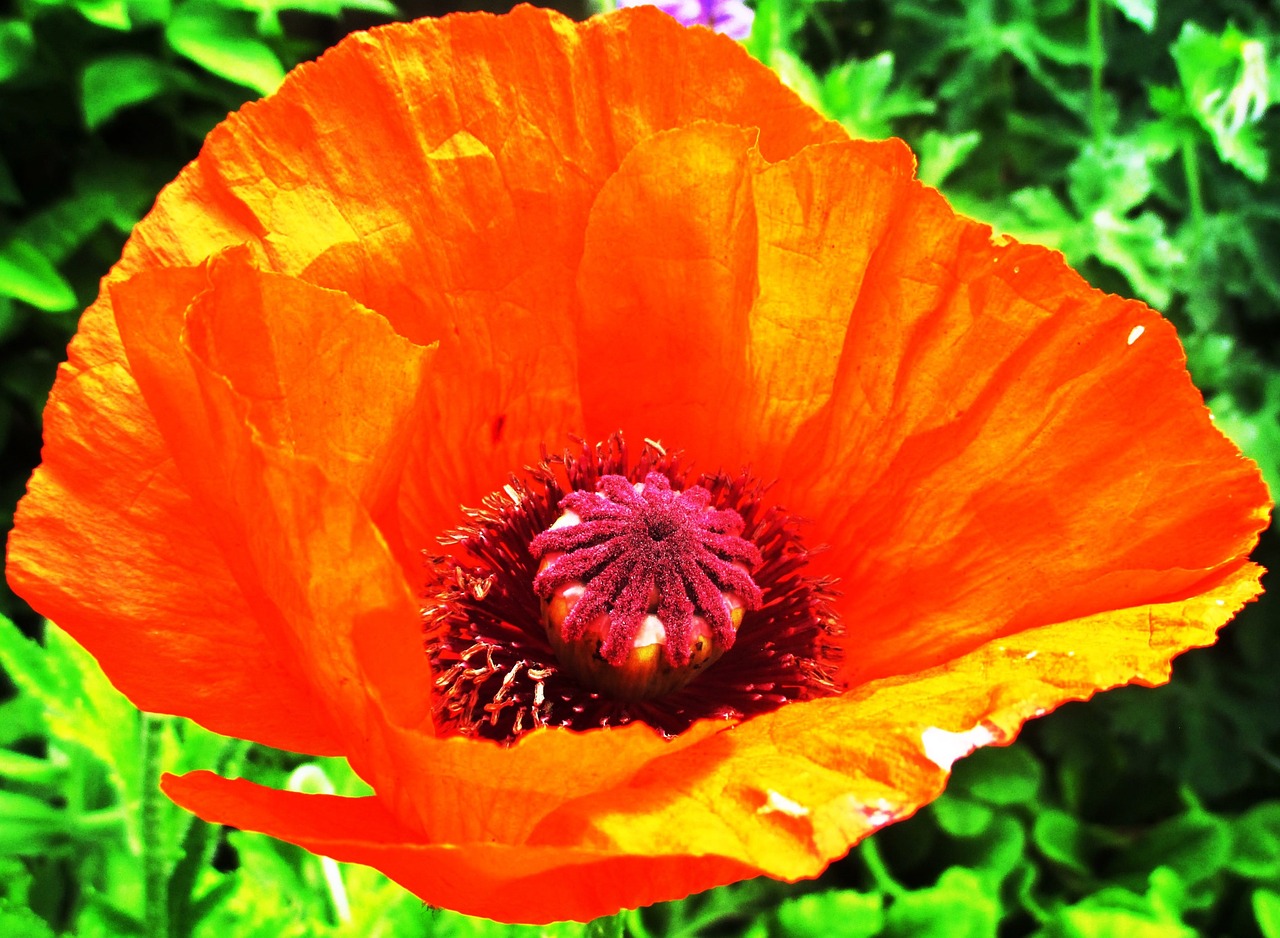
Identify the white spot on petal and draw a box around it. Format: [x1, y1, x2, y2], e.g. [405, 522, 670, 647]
[921, 723, 998, 771]
[860, 798, 896, 828]
[1025, 650, 1038, 660]
[758, 789, 810, 818]
[1127, 325, 1145, 345]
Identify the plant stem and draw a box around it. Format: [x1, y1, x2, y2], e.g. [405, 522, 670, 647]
[1088, 0, 1105, 146]
[860, 837, 905, 897]
[141, 714, 168, 938]
[1182, 137, 1206, 240]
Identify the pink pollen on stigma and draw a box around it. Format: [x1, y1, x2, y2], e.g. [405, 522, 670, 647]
[530, 473, 763, 669]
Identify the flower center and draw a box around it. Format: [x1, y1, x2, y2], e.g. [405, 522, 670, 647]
[529, 473, 763, 700]
[421, 436, 843, 743]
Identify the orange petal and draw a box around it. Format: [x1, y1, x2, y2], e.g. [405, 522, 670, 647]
[575, 125, 919, 474]
[5, 272, 340, 754]
[576, 122, 762, 468]
[577, 122, 1268, 685]
[162, 770, 757, 925]
[757, 173, 1269, 685]
[110, 251, 433, 751]
[163, 564, 1261, 922]
[97, 6, 840, 550]
[529, 563, 1263, 881]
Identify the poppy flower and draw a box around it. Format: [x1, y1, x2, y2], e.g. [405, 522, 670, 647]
[5, 3, 1270, 925]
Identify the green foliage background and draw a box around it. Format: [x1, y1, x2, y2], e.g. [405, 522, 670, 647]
[2, 0, 1279, 935]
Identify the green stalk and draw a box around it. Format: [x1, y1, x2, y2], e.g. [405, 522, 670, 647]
[1088, 0, 1105, 146]
[141, 714, 168, 938]
[1182, 137, 1206, 241]
[860, 837, 905, 897]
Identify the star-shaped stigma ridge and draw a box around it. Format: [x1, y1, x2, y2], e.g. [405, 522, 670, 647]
[530, 472, 763, 666]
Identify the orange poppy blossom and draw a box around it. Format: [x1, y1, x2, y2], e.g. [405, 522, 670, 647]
[5, 3, 1271, 925]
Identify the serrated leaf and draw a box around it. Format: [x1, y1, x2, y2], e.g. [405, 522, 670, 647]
[0, 240, 76, 311]
[83, 54, 171, 129]
[0, 618, 140, 801]
[1068, 141, 1153, 215]
[1087, 208, 1180, 307]
[165, 3, 284, 95]
[1172, 22, 1270, 182]
[821, 53, 934, 140]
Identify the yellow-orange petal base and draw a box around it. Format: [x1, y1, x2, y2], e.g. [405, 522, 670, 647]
[5, 4, 1271, 925]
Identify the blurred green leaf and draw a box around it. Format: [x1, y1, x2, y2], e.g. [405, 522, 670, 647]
[821, 53, 933, 140]
[1231, 802, 1280, 879]
[1041, 870, 1197, 938]
[775, 890, 883, 938]
[165, 3, 285, 95]
[0, 20, 35, 84]
[1257, 889, 1280, 938]
[0, 240, 76, 312]
[82, 54, 172, 129]
[126, 0, 172, 27]
[0, 901, 56, 938]
[1068, 141, 1153, 215]
[74, 0, 132, 30]
[933, 795, 995, 838]
[1119, 809, 1232, 886]
[884, 867, 999, 937]
[1105, 0, 1154, 33]
[214, 0, 397, 36]
[0, 790, 66, 856]
[1034, 809, 1091, 876]
[0, 748, 65, 786]
[915, 130, 981, 187]
[961, 745, 1044, 807]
